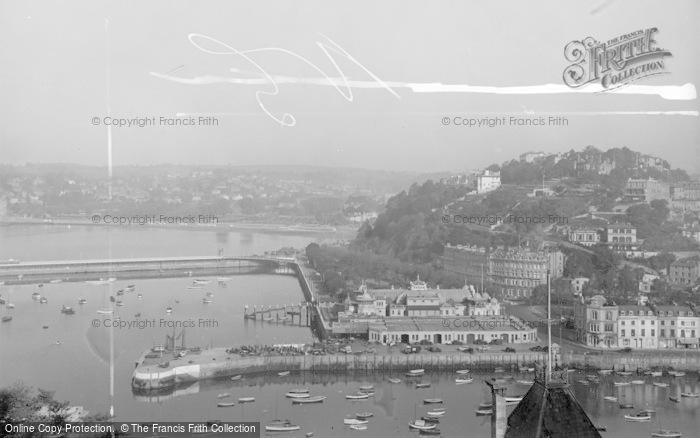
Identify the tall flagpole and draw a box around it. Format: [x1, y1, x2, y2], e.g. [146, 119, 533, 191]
[106, 17, 115, 420]
[547, 270, 552, 382]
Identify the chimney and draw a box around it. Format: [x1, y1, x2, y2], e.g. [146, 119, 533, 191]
[486, 378, 508, 438]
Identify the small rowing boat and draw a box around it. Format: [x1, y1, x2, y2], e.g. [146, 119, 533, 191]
[355, 412, 373, 419]
[288, 388, 309, 394]
[475, 409, 493, 416]
[230, 375, 242, 380]
[359, 385, 374, 391]
[669, 396, 679, 402]
[408, 420, 436, 431]
[423, 398, 442, 404]
[344, 419, 368, 425]
[286, 393, 309, 399]
[217, 402, 235, 407]
[619, 404, 634, 409]
[421, 416, 440, 423]
[651, 430, 682, 437]
[237, 397, 255, 403]
[278, 371, 290, 376]
[388, 378, 401, 383]
[349, 425, 367, 431]
[652, 382, 669, 388]
[624, 413, 651, 421]
[293, 396, 326, 404]
[346, 393, 369, 400]
[265, 422, 300, 432]
[456, 377, 474, 384]
[456, 369, 470, 374]
[631, 380, 645, 385]
[680, 392, 699, 397]
[410, 369, 425, 374]
[415, 383, 431, 388]
[603, 396, 618, 402]
[426, 411, 445, 417]
[217, 393, 230, 399]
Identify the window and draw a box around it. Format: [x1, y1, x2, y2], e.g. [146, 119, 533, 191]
[671, 329, 675, 337]
[631, 329, 636, 337]
[641, 320, 645, 325]
[621, 329, 625, 337]
[641, 329, 645, 337]
[660, 329, 665, 337]
[651, 329, 655, 337]
[661, 320, 665, 326]
[621, 321, 625, 326]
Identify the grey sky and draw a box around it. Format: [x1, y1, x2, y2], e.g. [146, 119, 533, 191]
[1, 0, 698, 173]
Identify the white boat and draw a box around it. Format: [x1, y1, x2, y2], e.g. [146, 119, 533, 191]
[193, 279, 211, 285]
[96, 308, 113, 314]
[680, 392, 699, 397]
[230, 375, 242, 380]
[359, 385, 374, 391]
[137, 294, 142, 299]
[346, 393, 369, 400]
[39, 297, 47, 303]
[669, 371, 686, 377]
[408, 420, 436, 431]
[475, 409, 493, 415]
[49, 279, 62, 283]
[617, 371, 632, 376]
[598, 369, 614, 375]
[78, 298, 87, 304]
[265, 423, 300, 432]
[388, 378, 401, 383]
[426, 410, 445, 417]
[203, 298, 212, 304]
[409, 369, 425, 374]
[456, 377, 474, 384]
[603, 396, 618, 402]
[651, 431, 682, 437]
[187, 285, 204, 290]
[116, 301, 124, 306]
[292, 396, 326, 404]
[165, 307, 172, 314]
[285, 393, 310, 399]
[631, 380, 644, 385]
[217, 393, 231, 399]
[652, 382, 669, 388]
[278, 371, 290, 376]
[355, 412, 373, 418]
[624, 414, 651, 421]
[651, 371, 663, 377]
[86, 278, 116, 285]
[423, 398, 442, 404]
[505, 396, 523, 404]
[216, 402, 235, 407]
[288, 388, 310, 394]
[349, 425, 367, 431]
[217, 277, 232, 282]
[343, 419, 368, 425]
[517, 380, 533, 385]
[6, 303, 15, 309]
[238, 397, 255, 403]
[456, 369, 470, 374]
[415, 382, 431, 388]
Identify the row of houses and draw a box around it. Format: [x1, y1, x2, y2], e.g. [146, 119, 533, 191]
[574, 295, 699, 349]
[442, 244, 566, 298]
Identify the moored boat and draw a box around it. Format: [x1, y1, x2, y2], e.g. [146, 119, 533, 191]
[230, 375, 242, 380]
[78, 298, 87, 304]
[680, 392, 699, 397]
[217, 393, 230, 399]
[187, 285, 204, 290]
[423, 398, 442, 404]
[651, 430, 682, 437]
[421, 416, 440, 423]
[355, 412, 373, 419]
[619, 403, 634, 409]
[349, 425, 367, 431]
[631, 380, 645, 385]
[343, 419, 368, 425]
[425, 411, 445, 417]
[475, 409, 493, 416]
[285, 393, 309, 399]
[598, 369, 614, 375]
[288, 388, 309, 394]
[1, 316, 12, 323]
[388, 378, 401, 383]
[203, 298, 212, 304]
[624, 413, 651, 421]
[456, 369, 470, 374]
[653, 382, 669, 388]
[346, 393, 369, 400]
[39, 297, 47, 303]
[265, 422, 300, 432]
[62, 305, 76, 314]
[651, 371, 663, 377]
[359, 385, 374, 391]
[408, 420, 436, 431]
[217, 402, 235, 407]
[409, 369, 425, 374]
[456, 377, 474, 384]
[616, 371, 632, 376]
[669, 396, 679, 402]
[419, 428, 441, 435]
[278, 371, 290, 376]
[415, 382, 431, 388]
[292, 396, 326, 404]
[238, 397, 255, 403]
[193, 279, 211, 285]
[603, 396, 618, 402]
[614, 381, 631, 386]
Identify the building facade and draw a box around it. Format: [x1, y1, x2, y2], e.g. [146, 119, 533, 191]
[617, 305, 657, 349]
[574, 295, 618, 348]
[624, 178, 670, 202]
[568, 227, 601, 247]
[669, 257, 700, 285]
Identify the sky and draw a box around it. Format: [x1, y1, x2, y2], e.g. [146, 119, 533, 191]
[0, 0, 698, 174]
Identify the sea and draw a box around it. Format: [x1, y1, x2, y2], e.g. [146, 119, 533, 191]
[0, 224, 698, 437]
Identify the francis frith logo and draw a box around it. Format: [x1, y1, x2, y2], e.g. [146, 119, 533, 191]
[563, 28, 672, 90]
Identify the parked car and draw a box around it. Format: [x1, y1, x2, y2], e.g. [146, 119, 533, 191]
[457, 346, 474, 354]
[504, 347, 516, 353]
[489, 339, 503, 345]
[451, 340, 464, 346]
[427, 346, 442, 353]
[617, 347, 632, 353]
[404, 346, 422, 354]
[530, 345, 544, 352]
[474, 339, 487, 345]
[419, 339, 434, 346]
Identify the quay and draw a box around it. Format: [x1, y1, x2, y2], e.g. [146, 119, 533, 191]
[0, 255, 297, 285]
[131, 347, 549, 390]
[244, 304, 312, 326]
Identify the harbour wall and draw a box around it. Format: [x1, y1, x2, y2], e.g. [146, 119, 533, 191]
[132, 352, 548, 389]
[564, 350, 700, 372]
[0, 256, 284, 284]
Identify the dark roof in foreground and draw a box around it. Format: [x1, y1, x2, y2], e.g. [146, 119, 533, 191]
[506, 374, 602, 438]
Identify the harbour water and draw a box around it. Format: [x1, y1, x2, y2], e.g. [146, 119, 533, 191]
[1, 224, 699, 437]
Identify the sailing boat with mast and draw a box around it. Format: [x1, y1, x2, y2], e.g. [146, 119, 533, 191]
[97, 284, 113, 314]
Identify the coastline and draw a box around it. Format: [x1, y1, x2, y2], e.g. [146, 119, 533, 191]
[0, 218, 357, 237]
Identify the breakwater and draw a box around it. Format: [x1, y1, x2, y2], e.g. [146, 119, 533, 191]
[0, 255, 291, 284]
[564, 350, 700, 372]
[132, 349, 548, 389]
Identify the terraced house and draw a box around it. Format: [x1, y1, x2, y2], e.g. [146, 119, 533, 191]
[574, 295, 700, 349]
